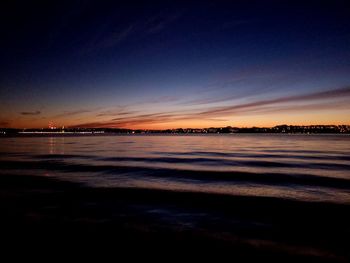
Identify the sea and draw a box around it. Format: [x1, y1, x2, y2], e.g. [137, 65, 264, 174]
[1, 134, 350, 204]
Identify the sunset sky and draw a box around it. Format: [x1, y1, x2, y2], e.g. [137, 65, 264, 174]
[1, 0, 350, 129]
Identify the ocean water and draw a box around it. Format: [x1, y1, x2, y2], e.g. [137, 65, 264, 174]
[1, 134, 350, 204]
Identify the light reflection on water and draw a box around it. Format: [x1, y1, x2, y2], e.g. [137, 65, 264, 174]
[1, 134, 350, 204]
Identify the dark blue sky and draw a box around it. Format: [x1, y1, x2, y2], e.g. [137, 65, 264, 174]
[1, 0, 350, 128]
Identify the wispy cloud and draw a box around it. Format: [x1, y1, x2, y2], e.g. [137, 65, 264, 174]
[0, 121, 9, 126]
[180, 94, 242, 106]
[180, 67, 302, 106]
[138, 96, 182, 105]
[20, 111, 41, 116]
[222, 100, 350, 116]
[70, 87, 350, 128]
[98, 24, 135, 49]
[82, 11, 182, 53]
[52, 109, 93, 118]
[96, 110, 138, 117]
[71, 111, 187, 128]
[197, 86, 350, 117]
[82, 23, 136, 53]
[144, 12, 182, 35]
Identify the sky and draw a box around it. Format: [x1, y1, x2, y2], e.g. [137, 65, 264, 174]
[1, 0, 350, 129]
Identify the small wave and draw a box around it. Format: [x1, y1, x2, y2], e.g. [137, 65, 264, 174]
[97, 156, 350, 170]
[33, 154, 95, 159]
[155, 151, 350, 161]
[1, 160, 350, 190]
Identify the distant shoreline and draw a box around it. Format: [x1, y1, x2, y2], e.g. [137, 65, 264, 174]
[1, 124, 350, 136]
[1, 133, 350, 138]
[1, 133, 350, 137]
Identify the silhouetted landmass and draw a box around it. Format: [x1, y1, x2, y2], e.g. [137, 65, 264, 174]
[1, 125, 350, 136]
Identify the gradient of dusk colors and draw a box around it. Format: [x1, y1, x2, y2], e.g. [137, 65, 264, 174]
[1, 0, 350, 129]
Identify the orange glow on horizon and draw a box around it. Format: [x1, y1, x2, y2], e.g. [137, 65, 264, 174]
[5, 111, 350, 130]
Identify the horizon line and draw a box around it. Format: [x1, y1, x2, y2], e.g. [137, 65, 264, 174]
[2, 123, 350, 130]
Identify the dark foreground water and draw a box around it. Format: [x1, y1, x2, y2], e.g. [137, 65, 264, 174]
[1, 134, 350, 204]
[1, 134, 350, 261]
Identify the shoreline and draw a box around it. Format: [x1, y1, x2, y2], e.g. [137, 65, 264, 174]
[1, 173, 349, 261]
[1, 133, 350, 138]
